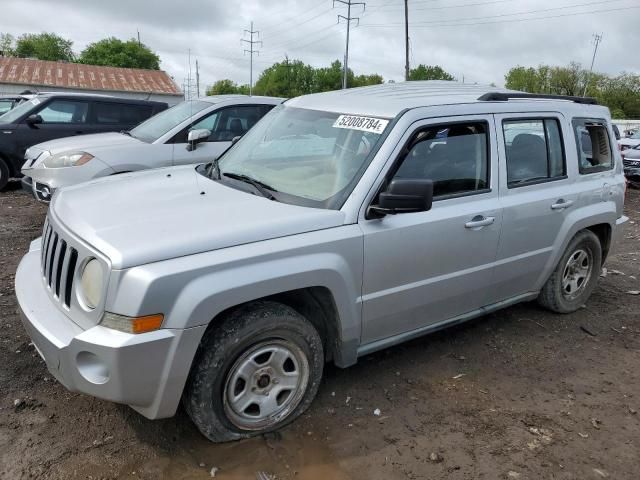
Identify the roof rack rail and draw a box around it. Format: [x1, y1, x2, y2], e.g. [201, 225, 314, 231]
[478, 92, 598, 105]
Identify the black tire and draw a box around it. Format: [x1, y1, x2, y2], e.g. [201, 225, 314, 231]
[538, 230, 602, 313]
[0, 157, 9, 191]
[183, 300, 324, 442]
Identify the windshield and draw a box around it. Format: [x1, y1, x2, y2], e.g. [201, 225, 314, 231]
[0, 97, 39, 124]
[630, 130, 640, 140]
[217, 105, 390, 209]
[130, 100, 211, 143]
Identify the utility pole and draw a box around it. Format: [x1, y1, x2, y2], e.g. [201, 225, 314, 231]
[137, 29, 141, 47]
[195, 59, 200, 98]
[334, 0, 365, 89]
[583, 33, 602, 97]
[242, 21, 262, 96]
[404, 0, 409, 81]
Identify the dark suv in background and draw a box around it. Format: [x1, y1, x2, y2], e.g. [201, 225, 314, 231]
[0, 93, 167, 189]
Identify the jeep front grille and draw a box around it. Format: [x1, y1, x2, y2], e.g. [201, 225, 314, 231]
[41, 220, 79, 309]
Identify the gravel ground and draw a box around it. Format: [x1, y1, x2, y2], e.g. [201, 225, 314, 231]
[1, 181, 638, 480]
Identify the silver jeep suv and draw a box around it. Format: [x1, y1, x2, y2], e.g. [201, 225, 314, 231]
[15, 82, 628, 442]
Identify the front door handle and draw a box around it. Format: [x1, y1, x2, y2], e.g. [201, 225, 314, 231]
[465, 215, 495, 229]
[551, 199, 574, 210]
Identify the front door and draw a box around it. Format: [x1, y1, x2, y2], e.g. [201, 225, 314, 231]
[15, 98, 90, 158]
[360, 116, 502, 345]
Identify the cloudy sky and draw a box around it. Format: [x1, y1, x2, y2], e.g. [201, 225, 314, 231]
[2, 0, 639, 92]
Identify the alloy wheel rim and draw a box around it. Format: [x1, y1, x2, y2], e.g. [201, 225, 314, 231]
[561, 248, 593, 301]
[223, 339, 309, 430]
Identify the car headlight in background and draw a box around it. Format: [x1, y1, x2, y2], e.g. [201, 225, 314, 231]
[79, 258, 104, 309]
[44, 151, 94, 168]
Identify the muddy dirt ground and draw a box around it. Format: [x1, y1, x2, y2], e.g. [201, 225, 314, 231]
[1, 182, 639, 480]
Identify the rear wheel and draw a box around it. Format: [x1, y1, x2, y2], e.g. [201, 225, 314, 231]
[184, 301, 324, 442]
[0, 158, 9, 191]
[538, 230, 602, 313]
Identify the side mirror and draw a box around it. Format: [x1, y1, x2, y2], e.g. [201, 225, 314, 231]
[26, 114, 43, 126]
[368, 178, 433, 218]
[186, 128, 211, 151]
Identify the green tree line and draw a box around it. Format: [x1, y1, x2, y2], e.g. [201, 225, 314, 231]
[207, 60, 454, 97]
[505, 62, 640, 119]
[0, 32, 160, 70]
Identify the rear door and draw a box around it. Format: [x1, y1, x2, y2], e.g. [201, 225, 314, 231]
[90, 101, 154, 133]
[360, 115, 503, 344]
[488, 112, 576, 304]
[171, 104, 275, 165]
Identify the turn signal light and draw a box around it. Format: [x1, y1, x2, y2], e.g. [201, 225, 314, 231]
[101, 312, 164, 334]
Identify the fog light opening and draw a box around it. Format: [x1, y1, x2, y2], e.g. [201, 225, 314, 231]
[76, 351, 110, 384]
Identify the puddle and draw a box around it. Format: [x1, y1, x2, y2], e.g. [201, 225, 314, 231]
[129, 430, 351, 480]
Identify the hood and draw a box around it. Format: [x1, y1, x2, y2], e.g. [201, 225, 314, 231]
[619, 138, 640, 148]
[29, 132, 144, 157]
[51, 166, 346, 269]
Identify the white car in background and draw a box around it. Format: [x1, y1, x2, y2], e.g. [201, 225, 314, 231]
[21, 95, 284, 201]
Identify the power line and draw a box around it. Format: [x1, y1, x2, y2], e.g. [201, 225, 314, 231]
[360, 0, 633, 27]
[334, 0, 366, 89]
[242, 21, 262, 95]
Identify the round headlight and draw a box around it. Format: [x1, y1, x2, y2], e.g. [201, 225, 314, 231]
[80, 258, 104, 309]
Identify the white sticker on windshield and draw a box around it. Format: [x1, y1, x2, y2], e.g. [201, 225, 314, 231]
[333, 115, 389, 134]
[31, 98, 41, 106]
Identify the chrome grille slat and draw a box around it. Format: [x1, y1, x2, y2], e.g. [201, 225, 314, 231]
[64, 248, 78, 308]
[54, 240, 67, 298]
[47, 233, 58, 288]
[43, 231, 56, 283]
[40, 221, 50, 269]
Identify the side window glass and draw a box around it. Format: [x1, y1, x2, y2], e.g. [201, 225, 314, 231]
[392, 121, 489, 198]
[94, 103, 152, 125]
[503, 119, 566, 187]
[209, 105, 270, 142]
[37, 100, 89, 124]
[191, 111, 219, 133]
[573, 118, 613, 174]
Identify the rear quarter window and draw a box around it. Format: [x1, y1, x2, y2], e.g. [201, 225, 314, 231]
[572, 118, 613, 174]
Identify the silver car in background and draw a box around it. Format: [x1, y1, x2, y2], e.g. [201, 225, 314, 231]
[21, 95, 283, 201]
[15, 82, 628, 443]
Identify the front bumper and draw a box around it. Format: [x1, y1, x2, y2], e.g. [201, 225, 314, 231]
[21, 175, 55, 202]
[15, 245, 206, 419]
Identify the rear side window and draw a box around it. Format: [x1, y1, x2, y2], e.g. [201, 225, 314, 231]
[573, 118, 613, 174]
[392, 121, 489, 198]
[93, 102, 153, 126]
[503, 119, 565, 187]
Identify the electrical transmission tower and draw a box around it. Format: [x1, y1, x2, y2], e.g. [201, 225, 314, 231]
[583, 33, 603, 97]
[334, 0, 365, 90]
[242, 22, 262, 96]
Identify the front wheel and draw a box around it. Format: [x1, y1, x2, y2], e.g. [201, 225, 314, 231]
[184, 301, 324, 442]
[538, 230, 602, 313]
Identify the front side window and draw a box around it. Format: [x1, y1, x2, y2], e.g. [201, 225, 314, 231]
[215, 105, 390, 209]
[174, 105, 274, 143]
[390, 121, 489, 198]
[129, 100, 211, 143]
[37, 100, 89, 124]
[503, 119, 565, 187]
[573, 118, 613, 174]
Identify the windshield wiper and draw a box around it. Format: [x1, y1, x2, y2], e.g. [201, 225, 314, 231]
[120, 130, 131, 136]
[222, 172, 278, 200]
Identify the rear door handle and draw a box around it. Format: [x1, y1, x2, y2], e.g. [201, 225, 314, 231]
[551, 199, 574, 210]
[465, 215, 495, 229]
